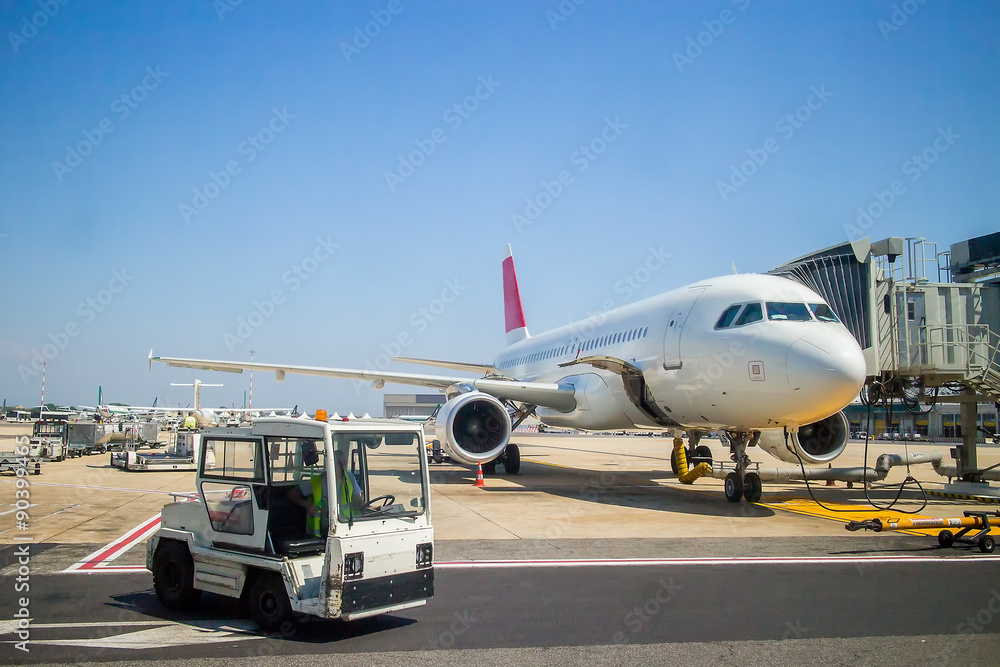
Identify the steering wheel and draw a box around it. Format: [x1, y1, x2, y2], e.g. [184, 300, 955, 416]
[363, 494, 395, 511]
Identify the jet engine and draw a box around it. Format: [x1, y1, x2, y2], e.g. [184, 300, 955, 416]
[757, 411, 849, 465]
[434, 392, 511, 465]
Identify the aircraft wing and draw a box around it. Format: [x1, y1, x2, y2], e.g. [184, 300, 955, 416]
[149, 352, 577, 412]
[394, 356, 496, 374]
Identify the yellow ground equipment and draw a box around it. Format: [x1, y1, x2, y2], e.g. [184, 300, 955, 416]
[672, 438, 712, 485]
[846, 510, 999, 553]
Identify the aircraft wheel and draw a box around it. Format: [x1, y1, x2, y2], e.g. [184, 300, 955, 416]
[743, 472, 762, 502]
[938, 530, 955, 548]
[153, 540, 201, 610]
[724, 473, 744, 503]
[979, 535, 995, 554]
[482, 459, 497, 475]
[503, 444, 521, 475]
[247, 572, 293, 632]
[692, 445, 713, 467]
[670, 448, 679, 475]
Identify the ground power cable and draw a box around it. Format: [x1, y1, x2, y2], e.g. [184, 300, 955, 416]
[785, 380, 927, 515]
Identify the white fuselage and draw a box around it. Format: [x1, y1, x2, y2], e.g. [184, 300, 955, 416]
[494, 274, 866, 433]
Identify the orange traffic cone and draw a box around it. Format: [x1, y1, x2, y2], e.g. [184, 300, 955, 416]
[474, 463, 486, 487]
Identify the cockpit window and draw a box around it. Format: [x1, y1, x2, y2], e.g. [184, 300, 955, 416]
[809, 303, 839, 322]
[715, 305, 743, 329]
[733, 302, 763, 326]
[766, 302, 813, 321]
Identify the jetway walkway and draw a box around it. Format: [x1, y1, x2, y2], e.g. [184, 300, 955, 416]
[770, 232, 1000, 487]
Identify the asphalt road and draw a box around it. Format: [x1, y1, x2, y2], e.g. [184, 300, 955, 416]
[2, 559, 999, 665]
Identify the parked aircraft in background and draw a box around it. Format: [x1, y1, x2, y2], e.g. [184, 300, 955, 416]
[151, 244, 866, 502]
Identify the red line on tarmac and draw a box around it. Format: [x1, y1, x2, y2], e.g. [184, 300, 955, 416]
[64, 514, 162, 572]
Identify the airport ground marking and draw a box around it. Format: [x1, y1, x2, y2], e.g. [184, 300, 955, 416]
[0, 479, 180, 495]
[0, 619, 262, 650]
[62, 513, 161, 573]
[436, 554, 1000, 567]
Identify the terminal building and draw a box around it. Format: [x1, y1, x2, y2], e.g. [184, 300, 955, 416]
[383, 393, 446, 419]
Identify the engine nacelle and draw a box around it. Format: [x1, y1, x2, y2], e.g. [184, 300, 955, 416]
[435, 392, 511, 465]
[757, 411, 849, 465]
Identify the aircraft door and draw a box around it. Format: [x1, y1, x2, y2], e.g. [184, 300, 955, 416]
[662, 287, 706, 370]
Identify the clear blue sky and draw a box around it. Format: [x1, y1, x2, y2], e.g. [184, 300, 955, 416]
[1, 1, 997, 414]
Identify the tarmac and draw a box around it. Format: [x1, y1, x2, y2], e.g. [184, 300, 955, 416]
[3, 422, 1000, 573]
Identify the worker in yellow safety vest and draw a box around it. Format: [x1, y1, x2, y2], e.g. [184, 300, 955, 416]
[289, 444, 363, 537]
[183, 412, 197, 429]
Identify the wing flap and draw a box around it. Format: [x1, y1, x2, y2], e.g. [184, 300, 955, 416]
[394, 356, 495, 374]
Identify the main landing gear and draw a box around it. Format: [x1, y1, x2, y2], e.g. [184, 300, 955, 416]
[723, 431, 762, 503]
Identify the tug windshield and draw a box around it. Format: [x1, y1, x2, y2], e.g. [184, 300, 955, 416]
[334, 431, 427, 522]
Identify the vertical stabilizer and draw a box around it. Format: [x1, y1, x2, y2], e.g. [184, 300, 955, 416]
[503, 244, 530, 347]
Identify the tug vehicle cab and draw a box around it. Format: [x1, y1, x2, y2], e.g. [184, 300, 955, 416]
[147, 413, 433, 631]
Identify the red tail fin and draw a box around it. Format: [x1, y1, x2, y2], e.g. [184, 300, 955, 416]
[503, 244, 529, 346]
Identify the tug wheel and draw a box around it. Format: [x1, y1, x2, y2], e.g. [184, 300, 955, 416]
[247, 572, 293, 632]
[743, 472, 762, 502]
[724, 473, 744, 503]
[979, 535, 995, 554]
[152, 540, 201, 610]
[938, 530, 955, 548]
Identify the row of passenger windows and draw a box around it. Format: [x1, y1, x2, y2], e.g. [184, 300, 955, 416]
[497, 327, 650, 370]
[715, 301, 840, 330]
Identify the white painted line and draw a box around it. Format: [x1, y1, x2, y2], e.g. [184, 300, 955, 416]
[435, 555, 1000, 568]
[0, 479, 182, 495]
[64, 554, 1000, 576]
[0, 503, 36, 516]
[0, 621, 167, 634]
[10, 619, 262, 649]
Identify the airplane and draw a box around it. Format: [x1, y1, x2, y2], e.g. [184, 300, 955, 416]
[150, 244, 867, 502]
[82, 383, 292, 425]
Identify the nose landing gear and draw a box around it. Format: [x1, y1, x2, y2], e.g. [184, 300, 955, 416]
[724, 431, 763, 502]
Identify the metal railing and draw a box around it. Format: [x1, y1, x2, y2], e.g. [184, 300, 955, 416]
[897, 324, 1000, 393]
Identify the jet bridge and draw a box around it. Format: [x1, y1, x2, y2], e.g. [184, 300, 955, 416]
[769, 232, 1000, 489]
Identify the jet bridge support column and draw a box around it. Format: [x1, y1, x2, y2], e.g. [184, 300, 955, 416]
[959, 388, 980, 482]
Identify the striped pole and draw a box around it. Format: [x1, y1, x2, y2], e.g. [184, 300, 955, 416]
[40, 361, 46, 417]
[249, 349, 256, 413]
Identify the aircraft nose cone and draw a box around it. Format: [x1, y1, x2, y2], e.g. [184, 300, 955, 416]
[786, 330, 867, 417]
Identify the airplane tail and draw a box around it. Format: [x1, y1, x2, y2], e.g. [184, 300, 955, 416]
[503, 244, 530, 347]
